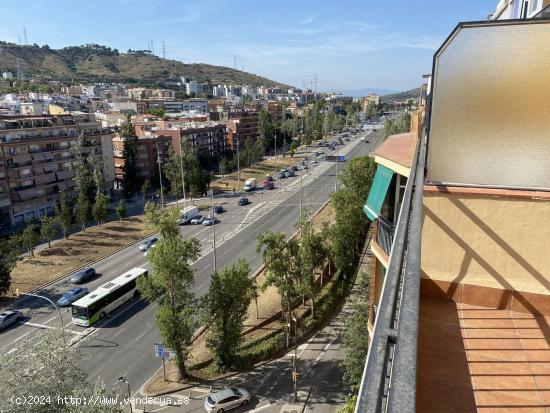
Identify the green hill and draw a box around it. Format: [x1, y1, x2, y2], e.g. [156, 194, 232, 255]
[381, 87, 421, 103]
[0, 42, 288, 88]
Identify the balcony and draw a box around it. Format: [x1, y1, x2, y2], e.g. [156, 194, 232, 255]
[535, 3, 550, 18]
[375, 217, 395, 257]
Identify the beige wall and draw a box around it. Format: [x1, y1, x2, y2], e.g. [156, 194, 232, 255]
[422, 192, 550, 295]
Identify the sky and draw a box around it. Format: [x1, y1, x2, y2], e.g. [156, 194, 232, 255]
[0, 0, 497, 92]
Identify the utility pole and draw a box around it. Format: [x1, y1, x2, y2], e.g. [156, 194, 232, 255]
[210, 173, 217, 272]
[23, 27, 28, 45]
[162, 41, 166, 59]
[236, 131, 240, 189]
[334, 143, 338, 192]
[179, 137, 186, 208]
[156, 142, 164, 208]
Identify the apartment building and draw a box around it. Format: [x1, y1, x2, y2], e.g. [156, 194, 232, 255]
[225, 110, 259, 150]
[0, 114, 115, 226]
[112, 134, 172, 185]
[491, 0, 550, 19]
[358, 18, 550, 412]
[153, 121, 227, 158]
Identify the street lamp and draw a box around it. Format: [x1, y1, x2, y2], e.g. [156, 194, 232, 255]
[117, 376, 132, 413]
[179, 137, 187, 208]
[16, 290, 65, 337]
[292, 314, 298, 402]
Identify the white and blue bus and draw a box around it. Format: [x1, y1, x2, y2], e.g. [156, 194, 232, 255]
[71, 267, 148, 327]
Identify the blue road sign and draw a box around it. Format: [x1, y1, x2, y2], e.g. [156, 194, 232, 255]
[154, 343, 165, 358]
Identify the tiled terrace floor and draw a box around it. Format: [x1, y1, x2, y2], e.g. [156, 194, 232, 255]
[417, 297, 550, 412]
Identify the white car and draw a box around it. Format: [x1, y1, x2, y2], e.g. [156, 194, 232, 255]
[139, 237, 158, 252]
[204, 387, 251, 412]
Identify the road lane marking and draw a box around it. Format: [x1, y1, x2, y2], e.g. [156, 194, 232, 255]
[23, 321, 80, 334]
[134, 331, 147, 342]
[113, 327, 126, 338]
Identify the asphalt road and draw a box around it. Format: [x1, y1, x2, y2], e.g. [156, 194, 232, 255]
[0, 128, 383, 401]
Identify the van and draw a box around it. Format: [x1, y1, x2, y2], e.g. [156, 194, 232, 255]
[244, 178, 257, 192]
[178, 206, 199, 225]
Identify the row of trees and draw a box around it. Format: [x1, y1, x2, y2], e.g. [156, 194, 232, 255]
[384, 112, 411, 138]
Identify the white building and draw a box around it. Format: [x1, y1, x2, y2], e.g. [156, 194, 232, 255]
[1, 72, 14, 79]
[490, 0, 550, 19]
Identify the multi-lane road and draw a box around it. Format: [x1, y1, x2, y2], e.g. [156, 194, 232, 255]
[0, 128, 383, 400]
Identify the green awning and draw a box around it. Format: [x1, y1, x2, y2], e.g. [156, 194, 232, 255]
[364, 165, 394, 221]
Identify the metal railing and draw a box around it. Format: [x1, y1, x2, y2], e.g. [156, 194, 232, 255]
[535, 4, 550, 18]
[376, 217, 395, 256]
[355, 128, 426, 413]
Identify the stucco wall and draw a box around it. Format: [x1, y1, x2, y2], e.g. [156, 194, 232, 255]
[422, 191, 550, 295]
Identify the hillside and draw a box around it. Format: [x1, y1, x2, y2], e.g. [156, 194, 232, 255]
[0, 42, 288, 88]
[381, 87, 421, 102]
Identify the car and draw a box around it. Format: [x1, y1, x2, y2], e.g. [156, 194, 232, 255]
[302, 164, 309, 169]
[291, 165, 299, 171]
[144, 243, 157, 256]
[311, 159, 319, 164]
[316, 150, 324, 155]
[286, 170, 295, 177]
[204, 387, 251, 413]
[191, 215, 205, 225]
[213, 205, 224, 214]
[57, 287, 88, 307]
[0, 310, 23, 331]
[138, 237, 158, 252]
[276, 172, 286, 179]
[70, 267, 97, 284]
[202, 216, 219, 226]
[176, 216, 191, 225]
[238, 197, 249, 206]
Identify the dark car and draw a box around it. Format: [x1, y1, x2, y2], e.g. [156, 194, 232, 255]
[238, 197, 250, 206]
[213, 205, 224, 214]
[70, 267, 96, 284]
[285, 170, 295, 177]
[291, 165, 299, 171]
[0, 310, 22, 331]
[276, 172, 286, 179]
[57, 287, 88, 307]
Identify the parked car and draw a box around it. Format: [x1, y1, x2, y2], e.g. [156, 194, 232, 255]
[285, 170, 295, 177]
[238, 197, 249, 206]
[138, 237, 158, 252]
[213, 205, 224, 214]
[276, 171, 286, 179]
[0, 310, 22, 331]
[57, 287, 88, 307]
[70, 267, 97, 284]
[291, 165, 299, 171]
[202, 216, 219, 226]
[191, 215, 205, 225]
[204, 387, 251, 413]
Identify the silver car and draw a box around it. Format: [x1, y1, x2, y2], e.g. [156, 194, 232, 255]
[0, 310, 23, 331]
[138, 237, 158, 252]
[204, 387, 251, 412]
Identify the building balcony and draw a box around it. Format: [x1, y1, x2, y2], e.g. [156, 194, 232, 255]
[375, 217, 394, 257]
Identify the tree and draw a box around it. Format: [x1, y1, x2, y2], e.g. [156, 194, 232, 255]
[341, 271, 370, 386]
[257, 231, 301, 347]
[39, 215, 58, 248]
[0, 235, 21, 295]
[219, 157, 231, 175]
[147, 108, 165, 117]
[257, 109, 274, 148]
[339, 156, 377, 203]
[115, 200, 127, 220]
[121, 115, 139, 199]
[138, 206, 201, 379]
[0, 329, 120, 413]
[296, 212, 327, 317]
[141, 178, 150, 205]
[21, 222, 39, 258]
[204, 259, 252, 371]
[74, 192, 90, 232]
[56, 192, 73, 239]
[138, 235, 200, 379]
[384, 112, 411, 138]
[92, 194, 109, 225]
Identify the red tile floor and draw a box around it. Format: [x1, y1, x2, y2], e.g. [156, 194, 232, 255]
[417, 297, 550, 412]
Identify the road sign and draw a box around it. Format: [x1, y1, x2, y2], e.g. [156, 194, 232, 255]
[154, 343, 165, 358]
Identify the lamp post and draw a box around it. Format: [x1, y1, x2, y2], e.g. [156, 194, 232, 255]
[156, 142, 164, 209]
[117, 376, 132, 413]
[292, 314, 298, 402]
[334, 143, 339, 192]
[16, 290, 65, 337]
[179, 137, 186, 208]
[210, 173, 217, 272]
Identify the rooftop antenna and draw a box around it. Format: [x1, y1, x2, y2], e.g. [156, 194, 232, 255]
[150, 38, 154, 56]
[162, 41, 166, 59]
[18, 34, 21, 45]
[233, 54, 237, 69]
[23, 26, 28, 45]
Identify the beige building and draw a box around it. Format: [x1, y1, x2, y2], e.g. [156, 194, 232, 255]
[359, 19, 550, 412]
[0, 114, 114, 225]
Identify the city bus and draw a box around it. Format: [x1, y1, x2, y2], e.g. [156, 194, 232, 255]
[71, 267, 148, 327]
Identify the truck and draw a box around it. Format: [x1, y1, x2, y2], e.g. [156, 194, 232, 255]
[244, 177, 257, 192]
[177, 206, 199, 225]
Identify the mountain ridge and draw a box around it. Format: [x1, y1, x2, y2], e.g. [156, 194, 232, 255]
[0, 42, 289, 88]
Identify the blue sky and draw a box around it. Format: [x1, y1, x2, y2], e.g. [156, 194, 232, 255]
[0, 0, 497, 91]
